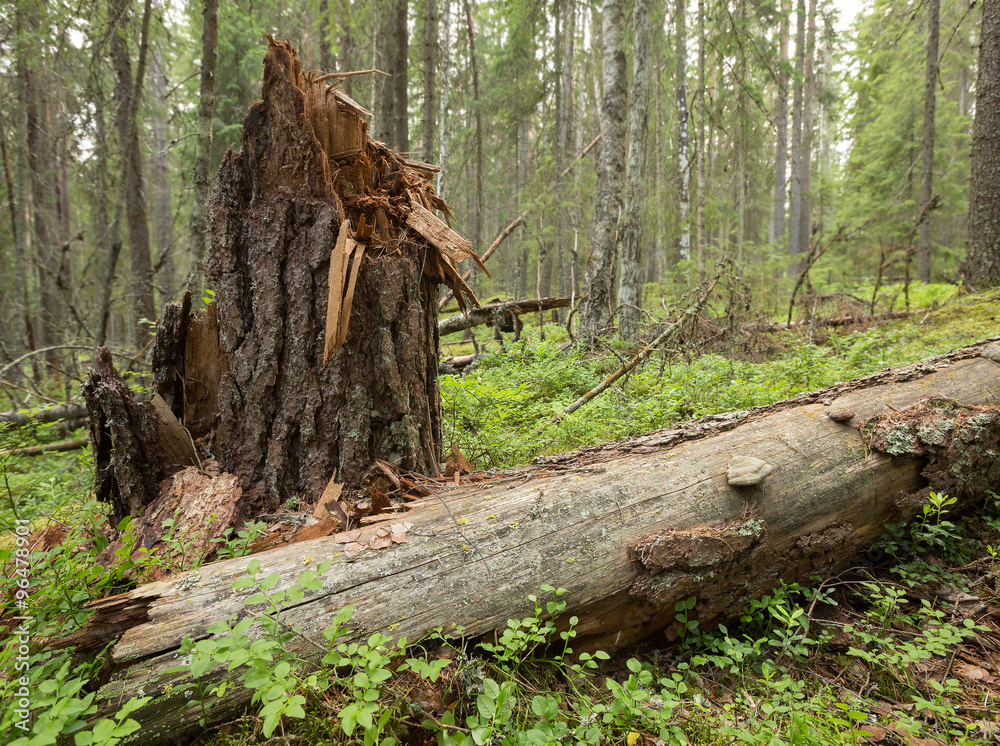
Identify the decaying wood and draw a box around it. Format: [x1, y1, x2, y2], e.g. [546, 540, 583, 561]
[76, 341, 1000, 743]
[438, 296, 575, 337]
[96, 462, 241, 581]
[151, 296, 227, 440]
[135, 38, 487, 522]
[83, 348, 201, 526]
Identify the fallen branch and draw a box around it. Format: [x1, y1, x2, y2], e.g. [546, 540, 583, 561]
[438, 296, 576, 338]
[763, 310, 915, 332]
[0, 402, 88, 426]
[1, 438, 89, 458]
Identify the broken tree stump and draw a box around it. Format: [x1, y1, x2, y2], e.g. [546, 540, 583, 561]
[207, 39, 477, 513]
[74, 341, 1000, 743]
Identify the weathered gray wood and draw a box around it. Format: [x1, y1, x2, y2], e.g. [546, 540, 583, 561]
[82, 345, 1000, 743]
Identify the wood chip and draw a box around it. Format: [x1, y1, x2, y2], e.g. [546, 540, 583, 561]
[332, 528, 363, 544]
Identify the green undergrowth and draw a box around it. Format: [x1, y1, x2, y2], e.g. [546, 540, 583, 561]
[441, 286, 999, 468]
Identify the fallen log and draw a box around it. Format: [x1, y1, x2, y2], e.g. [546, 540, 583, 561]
[438, 296, 575, 338]
[0, 402, 88, 426]
[70, 340, 1000, 743]
[767, 310, 914, 331]
[0, 438, 89, 458]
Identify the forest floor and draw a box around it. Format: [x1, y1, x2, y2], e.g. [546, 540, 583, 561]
[1, 282, 999, 745]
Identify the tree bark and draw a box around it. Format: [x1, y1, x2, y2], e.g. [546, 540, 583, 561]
[770, 0, 789, 247]
[677, 0, 691, 262]
[967, 0, 1000, 288]
[465, 0, 484, 259]
[438, 296, 574, 337]
[188, 0, 219, 295]
[0, 402, 89, 426]
[150, 49, 174, 302]
[376, 0, 408, 151]
[617, 0, 652, 340]
[579, 0, 626, 337]
[75, 343, 1000, 743]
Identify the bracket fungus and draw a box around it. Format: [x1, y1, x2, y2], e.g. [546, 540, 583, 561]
[726, 455, 774, 487]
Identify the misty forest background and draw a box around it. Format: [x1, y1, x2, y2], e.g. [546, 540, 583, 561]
[0, 0, 992, 378]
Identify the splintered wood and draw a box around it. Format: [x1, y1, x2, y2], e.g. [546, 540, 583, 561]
[265, 37, 483, 333]
[323, 217, 372, 361]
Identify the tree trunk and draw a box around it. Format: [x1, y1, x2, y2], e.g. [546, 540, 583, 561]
[696, 0, 707, 284]
[798, 0, 816, 258]
[150, 49, 174, 302]
[392, 0, 409, 151]
[110, 0, 156, 345]
[75, 343, 1000, 743]
[967, 0, 1000, 288]
[771, 0, 789, 247]
[788, 0, 805, 264]
[422, 0, 438, 162]
[436, 0, 451, 197]
[376, 0, 408, 151]
[465, 0, 484, 258]
[917, 0, 939, 283]
[677, 0, 691, 262]
[579, 0, 626, 337]
[188, 0, 219, 295]
[617, 0, 652, 341]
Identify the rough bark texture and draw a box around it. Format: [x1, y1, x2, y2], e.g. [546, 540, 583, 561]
[798, 0, 816, 258]
[438, 296, 573, 336]
[110, 0, 156, 344]
[205, 40, 468, 515]
[78, 342, 1000, 743]
[617, 0, 651, 340]
[966, 1, 1000, 288]
[695, 0, 707, 283]
[579, 0, 626, 337]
